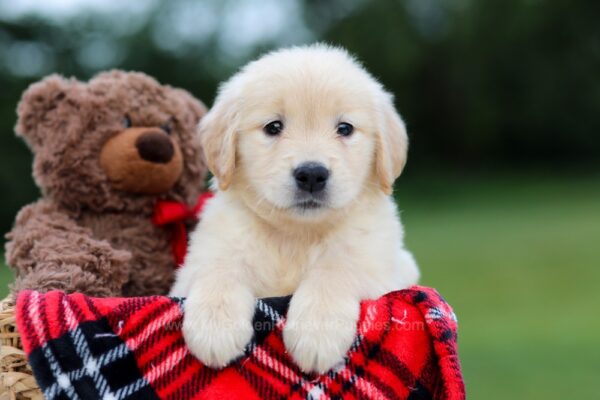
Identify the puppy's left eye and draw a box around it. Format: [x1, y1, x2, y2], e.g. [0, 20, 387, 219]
[264, 120, 284, 136]
[337, 122, 354, 136]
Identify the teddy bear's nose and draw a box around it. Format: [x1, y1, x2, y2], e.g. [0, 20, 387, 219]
[135, 130, 174, 164]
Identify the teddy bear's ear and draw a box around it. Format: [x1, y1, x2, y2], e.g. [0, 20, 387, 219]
[15, 74, 73, 150]
[189, 97, 208, 121]
[172, 87, 208, 122]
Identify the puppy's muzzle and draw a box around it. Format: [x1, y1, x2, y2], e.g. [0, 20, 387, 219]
[293, 162, 329, 194]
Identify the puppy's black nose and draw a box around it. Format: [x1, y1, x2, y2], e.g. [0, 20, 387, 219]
[136, 130, 174, 164]
[294, 162, 329, 193]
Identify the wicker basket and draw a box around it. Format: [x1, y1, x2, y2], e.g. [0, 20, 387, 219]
[0, 296, 42, 400]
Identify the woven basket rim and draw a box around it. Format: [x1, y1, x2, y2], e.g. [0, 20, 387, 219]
[0, 295, 43, 399]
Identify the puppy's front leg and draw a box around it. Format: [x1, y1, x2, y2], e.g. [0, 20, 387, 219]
[182, 272, 255, 369]
[283, 268, 361, 374]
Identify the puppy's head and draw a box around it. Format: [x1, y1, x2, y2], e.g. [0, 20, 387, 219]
[201, 44, 408, 221]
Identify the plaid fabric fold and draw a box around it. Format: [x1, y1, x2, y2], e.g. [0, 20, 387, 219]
[15, 286, 465, 400]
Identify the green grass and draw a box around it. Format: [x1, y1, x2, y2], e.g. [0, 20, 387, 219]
[396, 173, 600, 399]
[0, 256, 13, 299]
[1, 173, 599, 398]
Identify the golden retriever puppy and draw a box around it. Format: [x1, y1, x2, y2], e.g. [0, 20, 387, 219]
[171, 44, 419, 373]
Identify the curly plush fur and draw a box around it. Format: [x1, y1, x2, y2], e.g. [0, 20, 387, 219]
[5, 71, 207, 297]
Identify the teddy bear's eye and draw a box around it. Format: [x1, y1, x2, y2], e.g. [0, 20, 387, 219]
[122, 115, 132, 128]
[161, 118, 174, 134]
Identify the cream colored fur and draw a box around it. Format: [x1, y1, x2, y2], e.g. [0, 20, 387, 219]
[171, 44, 419, 373]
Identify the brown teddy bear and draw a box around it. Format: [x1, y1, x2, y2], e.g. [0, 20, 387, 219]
[5, 70, 208, 297]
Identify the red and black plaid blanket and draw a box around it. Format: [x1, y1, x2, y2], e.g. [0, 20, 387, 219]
[15, 286, 465, 399]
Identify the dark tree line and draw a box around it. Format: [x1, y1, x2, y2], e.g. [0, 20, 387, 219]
[1, 0, 599, 235]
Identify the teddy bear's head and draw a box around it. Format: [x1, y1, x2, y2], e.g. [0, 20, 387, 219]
[16, 70, 207, 213]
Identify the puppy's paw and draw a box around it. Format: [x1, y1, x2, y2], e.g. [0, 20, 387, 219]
[182, 294, 255, 369]
[283, 297, 359, 374]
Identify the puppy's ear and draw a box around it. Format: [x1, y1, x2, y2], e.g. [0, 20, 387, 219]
[199, 90, 239, 191]
[374, 93, 409, 195]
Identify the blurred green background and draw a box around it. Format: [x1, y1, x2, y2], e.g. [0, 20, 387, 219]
[0, 0, 599, 398]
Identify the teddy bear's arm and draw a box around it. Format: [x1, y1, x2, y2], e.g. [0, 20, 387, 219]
[4, 200, 132, 297]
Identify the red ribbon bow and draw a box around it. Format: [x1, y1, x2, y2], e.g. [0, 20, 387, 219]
[152, 192, 215, 267]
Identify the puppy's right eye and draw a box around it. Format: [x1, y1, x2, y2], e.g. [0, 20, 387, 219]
[264, 120, 284, 136]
